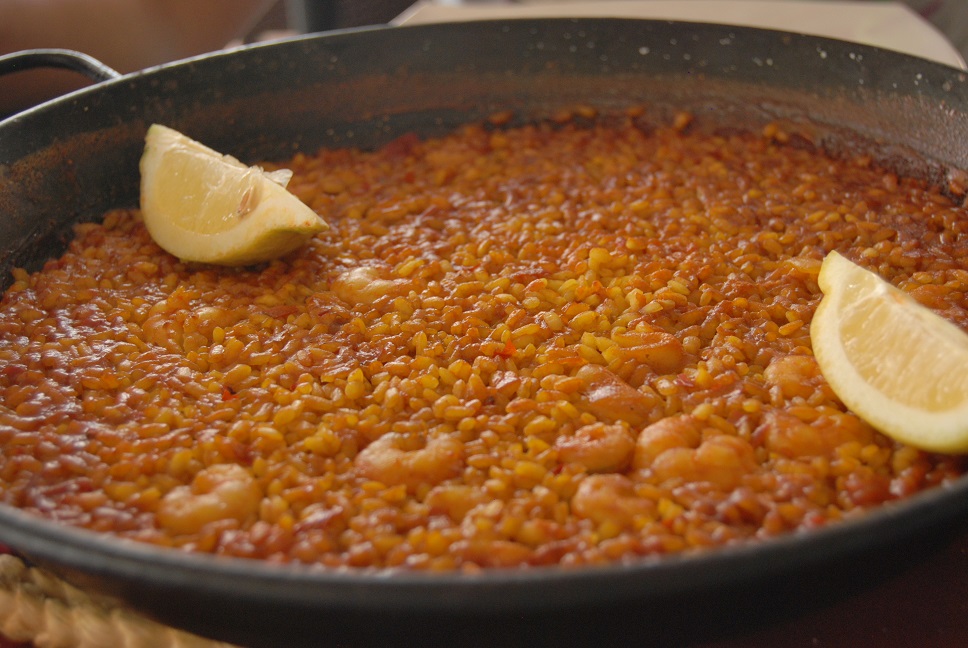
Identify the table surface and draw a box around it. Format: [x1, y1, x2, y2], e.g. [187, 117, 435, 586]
[699, 526, 968, 648]
[2, 526, 967, 648]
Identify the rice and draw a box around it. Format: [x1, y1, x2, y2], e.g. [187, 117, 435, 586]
[0, 111, 965, 571]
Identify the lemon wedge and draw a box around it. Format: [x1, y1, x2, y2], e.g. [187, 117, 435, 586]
[139, 124, 327, 266]
[810, 250, 968, 453]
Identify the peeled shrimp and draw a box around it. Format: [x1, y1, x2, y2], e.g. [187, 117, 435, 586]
[634, 415, 757, 489]
[570, 473, 655, 528]
[355, 433, 464, 491]
[157, 464, 262, 536]
[555, 422, 636, 472]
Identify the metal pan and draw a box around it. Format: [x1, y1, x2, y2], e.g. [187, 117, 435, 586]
[2, 18, 968, 648]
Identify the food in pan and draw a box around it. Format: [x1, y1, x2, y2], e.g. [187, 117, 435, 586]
[0, 111, 966, 570]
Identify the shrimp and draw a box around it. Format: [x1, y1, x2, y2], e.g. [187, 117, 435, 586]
[634, 414, 757, 489]
[632, 414, 703, 470]
[575, 364, 662, 427]
[424, 484, 489, 521]
[763, 354, 826, 401]
[141, 287, 195, 352]
[157, 464, 263, 536]
[610, 329, 686, 374]
[756, 409, 875, 459]
[570, 474, 655, 528]
[355, 433, 464, 492]
[555, 422, 636, 472]
[331, 266, 401, 306]
[651, 435, 758, 490]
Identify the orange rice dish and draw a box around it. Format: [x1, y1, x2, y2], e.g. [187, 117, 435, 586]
[0, 112, 966, 571]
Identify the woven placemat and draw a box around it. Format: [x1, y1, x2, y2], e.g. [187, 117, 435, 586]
[0, 554, 238, 648]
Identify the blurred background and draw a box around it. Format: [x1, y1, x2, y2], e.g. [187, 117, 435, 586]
[282, 0, 419, 33]
[3, 0, 968, 118]
[265, 0, 968, 54]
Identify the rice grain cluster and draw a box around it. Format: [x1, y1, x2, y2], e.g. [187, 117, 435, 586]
[1, 112, 966, 571]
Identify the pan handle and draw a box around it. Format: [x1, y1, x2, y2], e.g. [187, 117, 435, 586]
[0, 48, 120, 82]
